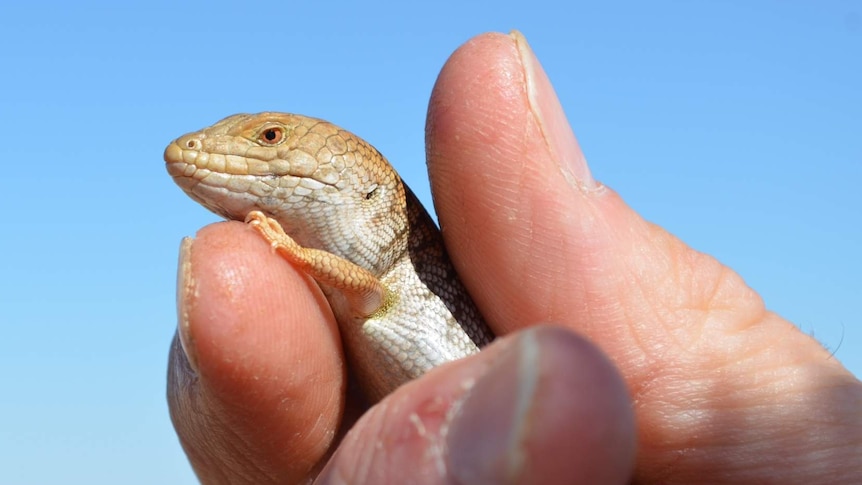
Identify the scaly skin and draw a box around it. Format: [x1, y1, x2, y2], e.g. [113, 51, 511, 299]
[165, 112, 494, 401]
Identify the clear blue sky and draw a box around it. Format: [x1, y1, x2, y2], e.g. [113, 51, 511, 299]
[1, 1, 859, 483]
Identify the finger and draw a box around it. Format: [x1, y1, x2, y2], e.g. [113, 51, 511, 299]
[426, 31, 862, 482]
[167, 222, 345, 484]
[316, 326, 636, 485]
[426, 31, 599, 337]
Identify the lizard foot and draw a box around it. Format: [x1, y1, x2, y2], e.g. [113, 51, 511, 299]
[245, 210, 300, 252]
[244, 210, 388, 317]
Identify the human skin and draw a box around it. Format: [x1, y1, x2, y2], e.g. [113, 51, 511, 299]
[167, 32, 862, 484]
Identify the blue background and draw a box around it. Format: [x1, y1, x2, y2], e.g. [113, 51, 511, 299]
[1, 1, 859, 483]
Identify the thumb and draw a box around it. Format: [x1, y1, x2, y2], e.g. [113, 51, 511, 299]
[316, 326, 635, 485]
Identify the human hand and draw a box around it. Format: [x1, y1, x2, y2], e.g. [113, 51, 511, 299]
[167, 32, 862, 484]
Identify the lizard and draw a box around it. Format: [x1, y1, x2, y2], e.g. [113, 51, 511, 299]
[164, 112, 494, 401]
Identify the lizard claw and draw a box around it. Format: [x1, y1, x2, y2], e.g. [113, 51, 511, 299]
[245, 210, 300, 252]
[244, 210, 267, 225]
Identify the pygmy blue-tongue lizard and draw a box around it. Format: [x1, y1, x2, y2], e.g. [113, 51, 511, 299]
[164, 112, 494, 401]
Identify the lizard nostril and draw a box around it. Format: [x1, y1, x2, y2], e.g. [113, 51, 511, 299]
[185, 139, 199, 149]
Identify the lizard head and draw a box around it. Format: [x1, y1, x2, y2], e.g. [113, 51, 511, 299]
[165, 112, 409, 272]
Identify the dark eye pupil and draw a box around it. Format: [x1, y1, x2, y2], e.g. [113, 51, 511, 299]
[265, 129, 277, 141]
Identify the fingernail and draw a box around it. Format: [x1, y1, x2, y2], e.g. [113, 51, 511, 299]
[176, 237, 200, 374]
[511, 30, 596, 190]
[446, 331, 541, 484]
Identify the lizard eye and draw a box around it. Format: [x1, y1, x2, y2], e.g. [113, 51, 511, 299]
[365, 186, 378, 200]
[258, 126, 285, 145]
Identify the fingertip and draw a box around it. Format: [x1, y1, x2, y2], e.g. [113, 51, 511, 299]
[426, 32, 610, 338]
[175, 236, 198, 374]
[167, 221, 346, 482]
[510, 30, 595, 190]
[447, 325, 636, 485]
[188, 222, 343, 391]
[317, 326, 635, 484]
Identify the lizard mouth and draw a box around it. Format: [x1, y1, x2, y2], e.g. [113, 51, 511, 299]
[164, 140, 345, 223]
[165, 140, 340, 187]
[165, 141, 269, 220]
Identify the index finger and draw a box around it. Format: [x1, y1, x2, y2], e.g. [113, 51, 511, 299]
[167, 221, 345, 483]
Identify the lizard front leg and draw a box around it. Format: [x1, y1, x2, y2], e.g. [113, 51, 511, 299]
[245, 211, 394, 318]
